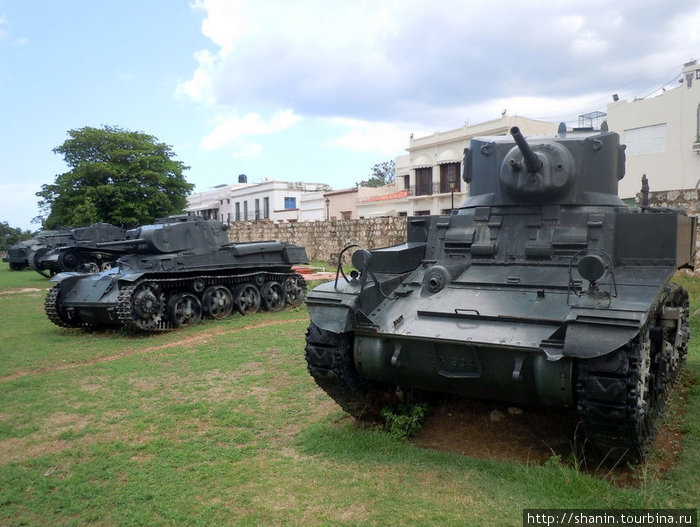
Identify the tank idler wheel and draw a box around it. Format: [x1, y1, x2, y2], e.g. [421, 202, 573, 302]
[9, 262, 25, 271]
[233, 283, 261, 315]
[260, 281, 286, 312]
[201, 285, 234, 319]
[284, 275, 307, 306]
[126, 283, 166, 330]
[100, 261, 113, 271]
[167, 292, 203, 327]
[58, 248, 82, 272]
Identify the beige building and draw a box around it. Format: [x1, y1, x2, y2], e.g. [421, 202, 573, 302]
[607, 59, 700, 199]
[357, 115, 559, 217]
[323, 187, 358, 221]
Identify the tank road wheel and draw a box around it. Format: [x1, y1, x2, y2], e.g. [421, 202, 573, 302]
[284, 275, 307, 306]
[201, 286, 234, 319]
[576, 284, 689, 463]
[305, 323, 392, 420]
[57, 248, 82, 272]
[117, 282, 166, 331]
[167, 292, 203, 327]
[45, 284, 82, 328]
[260, 281, 286, 312]
[233, 283, 261, 315]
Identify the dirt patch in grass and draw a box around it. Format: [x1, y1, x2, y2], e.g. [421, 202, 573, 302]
[413, 397, 578, 464]
[0, 287, 43, 295]
[412, 382, 691, 487]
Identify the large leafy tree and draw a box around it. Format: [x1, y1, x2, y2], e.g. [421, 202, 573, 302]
[37, 125, 194, 228]
[360, 160, 395, 188]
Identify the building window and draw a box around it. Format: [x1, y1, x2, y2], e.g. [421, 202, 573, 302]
[235, 202, 240, 221]
[403, 175, 410, 190]
[243, 201, 248, 220]
[439, 163, 461, 193]
[414, 210, 431, 216]
[415, 168, 433, 196]
[624, 124, 667, 156]
[263, 197, 270, 219]
[254, 199, 260, 220]
[284, 197, 296, 209]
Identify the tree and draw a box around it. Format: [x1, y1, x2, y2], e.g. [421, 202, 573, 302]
[37, 125, 194, 229]
[0, 221, 35, 251]
[360, 160, 395, 188]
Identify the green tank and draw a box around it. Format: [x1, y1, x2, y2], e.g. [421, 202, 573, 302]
[46, 216, 308, 331]
[305, 125, 696, 462]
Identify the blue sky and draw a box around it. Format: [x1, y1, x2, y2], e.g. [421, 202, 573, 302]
[1, 0, 699, 231]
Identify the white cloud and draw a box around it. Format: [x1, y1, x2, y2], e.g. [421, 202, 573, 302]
[200, 109, 301, 150]
[182, 0, 700, 132]
[329, 118, 428, 156]
[231, 143, 263, 158]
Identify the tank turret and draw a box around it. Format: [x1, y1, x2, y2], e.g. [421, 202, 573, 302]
[45, 217, 308, 331]
[305, 126, 695, 463]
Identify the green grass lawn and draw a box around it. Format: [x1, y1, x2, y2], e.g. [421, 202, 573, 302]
[0, 264, 698, 526]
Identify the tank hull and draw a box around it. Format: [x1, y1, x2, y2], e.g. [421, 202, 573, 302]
[305, 127, 695, 462]
[46, 235, 309, 331]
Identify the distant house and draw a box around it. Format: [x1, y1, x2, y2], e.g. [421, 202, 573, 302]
[187, 177, 331, 223]
[357, 115, 559, 218]
[607, 59, 700, 199]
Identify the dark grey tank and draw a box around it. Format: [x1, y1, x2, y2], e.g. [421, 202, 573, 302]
[305, 126, 696, 462]
[46, 216, 308, 331]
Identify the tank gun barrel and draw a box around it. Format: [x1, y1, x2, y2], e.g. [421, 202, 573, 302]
[95, 238, 146, 248]
[510, 126, 543, 173]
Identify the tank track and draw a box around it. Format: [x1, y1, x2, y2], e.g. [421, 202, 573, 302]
[31, 250, 52, 278]
[576, 283, 690, 462]
[115, 270, 306, 332]
[45, 284, 84, 328]
[305, 323, 396, 421]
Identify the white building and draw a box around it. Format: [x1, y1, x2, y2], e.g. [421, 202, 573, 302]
[187, 177, 331, 223]
[357, 115, 559, 218]
[607, 59, 700, 199]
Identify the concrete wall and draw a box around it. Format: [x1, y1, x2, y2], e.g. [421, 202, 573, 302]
[226, 216, 408, 263]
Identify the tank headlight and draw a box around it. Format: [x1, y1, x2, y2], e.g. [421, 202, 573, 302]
[351, 249, 372, 270]
[577, 254, 606, 282]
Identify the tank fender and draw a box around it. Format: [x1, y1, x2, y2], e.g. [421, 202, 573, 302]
[306, 279, 360, 334]
[307, 304, 354, 334]
[117, 272, 147, 283]
[563, 321, 639, 359]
